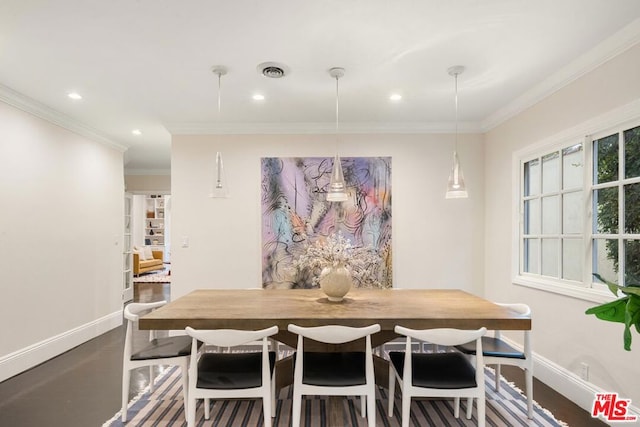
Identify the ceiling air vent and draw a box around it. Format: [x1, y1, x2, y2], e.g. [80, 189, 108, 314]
[257, 62, 290, 79]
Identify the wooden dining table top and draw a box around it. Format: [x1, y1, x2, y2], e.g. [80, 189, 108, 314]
[139, 288, 531, 332]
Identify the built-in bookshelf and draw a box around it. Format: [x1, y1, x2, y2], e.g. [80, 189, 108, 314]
[144, 195, 165, 246]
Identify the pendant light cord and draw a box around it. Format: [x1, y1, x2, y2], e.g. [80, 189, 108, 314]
[445, 65, 468, 198]
[217, 73, 222, 122]
[217, 73, 221, 187]
[335, 74, 340, 136]
[454, 72, 458, 151]
[334, 73, 340, 154]
[215, 70, 223, 189]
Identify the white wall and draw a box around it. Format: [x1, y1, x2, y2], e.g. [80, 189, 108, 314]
[0, 100, 124, 381]
[171, 133, 484, 298]
[485, 43, 640, 407]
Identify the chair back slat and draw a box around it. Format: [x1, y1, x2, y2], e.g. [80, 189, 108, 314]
[185, 326, 278, 347]
[288, 324, 380, 344]
[124, 301, 167, 321]
[394, 326, 486, 346]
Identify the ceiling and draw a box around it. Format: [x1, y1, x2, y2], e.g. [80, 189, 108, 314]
[2, 1, 640, 173]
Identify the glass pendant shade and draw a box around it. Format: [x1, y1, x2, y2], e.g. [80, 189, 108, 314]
[209, 151, 229, 198]
[209, 67, 229, 198]
[445, 151, 468, 199]
[327, 154, 348, 202]
[445, 65, 468, 199]
[327, 67, 348, 202]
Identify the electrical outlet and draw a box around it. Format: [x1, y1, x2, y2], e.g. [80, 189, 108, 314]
[580, 362, 589, 381]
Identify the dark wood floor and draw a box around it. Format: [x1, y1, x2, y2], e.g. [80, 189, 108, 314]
[498, 365, 606, 427]
[0, 282, 606, 426]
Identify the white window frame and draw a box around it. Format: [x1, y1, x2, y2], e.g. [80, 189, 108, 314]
[591, 122, 640, 288]
[511, 101, 640, 304]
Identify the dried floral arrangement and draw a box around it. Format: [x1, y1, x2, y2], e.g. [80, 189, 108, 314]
[292, 231, 382, 288]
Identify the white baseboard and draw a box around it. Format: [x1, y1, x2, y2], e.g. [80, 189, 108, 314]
[0, 310, 122, 383]
[501, 337, 640, 420]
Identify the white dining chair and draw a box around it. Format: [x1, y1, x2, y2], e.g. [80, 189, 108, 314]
[121, 301, 192, 422]
[287, 323, 381, 427]
[184, 325, 279, 427]
[455, 303, 534, 418]
[388, 326, 487, 427]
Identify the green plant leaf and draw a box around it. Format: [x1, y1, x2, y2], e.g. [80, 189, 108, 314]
[629, 294, 640, 334]
[585, 297, 629, 323]
[624, 325, 632, 351]
[593, 273, 621, 296]
[620, 286, 640, 297]
[624, 298, 635, 351]
[588, 275, 640, 350]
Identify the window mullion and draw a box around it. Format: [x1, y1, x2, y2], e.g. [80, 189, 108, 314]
[558, 149, 564, 279]
[520, 160, 528, 275]
[538, 157, 543, 275]
[593, 233, 623, 239]
[536, 156, 544, 275]
[537, 197, 542, 275]
[621, 176, 640, 185]
[619, 130, 624, 285]
[584, 135, 593, 288]
[520, 162, 525, 274]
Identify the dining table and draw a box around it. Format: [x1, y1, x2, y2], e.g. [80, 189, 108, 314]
[139, 288, 531, 425]
[140, 287, 531, 381]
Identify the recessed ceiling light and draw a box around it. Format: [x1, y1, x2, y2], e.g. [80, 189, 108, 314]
[67, 92, 82, 100]
[389, 93, 402, 101]
[132, 129, 142, 135]
[252, 94, 265, 101]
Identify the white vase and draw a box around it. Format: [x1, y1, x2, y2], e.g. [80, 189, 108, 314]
[319, 262, 353, 302]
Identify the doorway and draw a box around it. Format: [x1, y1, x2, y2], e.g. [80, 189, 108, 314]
[132, 194, 171, 263]
[126, 193, 172, 303]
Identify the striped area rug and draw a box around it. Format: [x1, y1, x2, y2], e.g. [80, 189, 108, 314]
[104, 366, 567, 426]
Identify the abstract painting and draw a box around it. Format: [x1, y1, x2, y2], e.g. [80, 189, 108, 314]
[261, 156, 392, 289]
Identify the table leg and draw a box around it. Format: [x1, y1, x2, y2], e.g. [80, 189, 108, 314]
[275, 356, 293, 391]
[374, 354, 389, 386]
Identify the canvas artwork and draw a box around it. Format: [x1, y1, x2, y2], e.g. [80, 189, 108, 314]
[261, 156, 392, 289]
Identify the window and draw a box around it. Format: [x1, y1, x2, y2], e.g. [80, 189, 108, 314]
[521, 143, 584, 281]
[592, 125, 640, 286]
[515, 120, 640, 301]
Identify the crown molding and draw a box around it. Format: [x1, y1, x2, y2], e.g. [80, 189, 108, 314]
[164, 121, 484, 135]
[482, 17, 640, 132]
[513, 98, 640, 160]
[0, 84, 128, 152]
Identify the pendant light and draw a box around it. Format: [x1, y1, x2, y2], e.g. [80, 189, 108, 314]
[445, 65, 469, 199]
[326, 67, 348, 202]
[209, 66, 230, 198]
